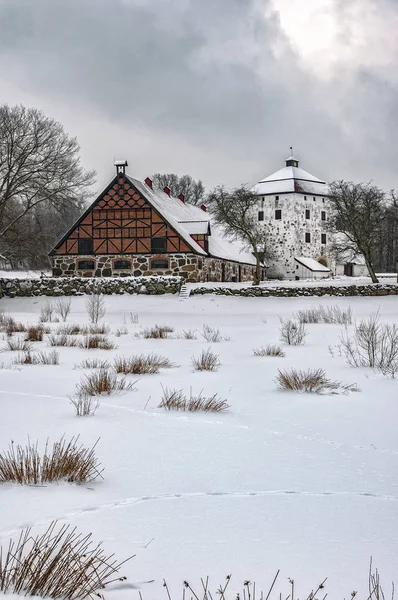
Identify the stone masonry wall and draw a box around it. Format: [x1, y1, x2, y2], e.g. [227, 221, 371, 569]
[191, 283, 398, 298]
[0, 276, 182, 298]
[52, 254, 257, 283]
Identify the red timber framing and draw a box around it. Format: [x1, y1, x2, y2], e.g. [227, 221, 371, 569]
[51, 173, 196, 257]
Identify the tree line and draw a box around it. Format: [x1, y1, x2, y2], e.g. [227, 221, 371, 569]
[0, 103, 396, 282]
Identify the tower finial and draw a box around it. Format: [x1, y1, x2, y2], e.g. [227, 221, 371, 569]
[290, 145, 293, 155]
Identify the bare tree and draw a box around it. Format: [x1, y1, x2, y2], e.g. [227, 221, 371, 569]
[86, 291, 105, 324]
[0, 104, 95, 241]
[207, 185, 270, 284]
[152, 173, 205, 205]
[328, 181, 385, 283]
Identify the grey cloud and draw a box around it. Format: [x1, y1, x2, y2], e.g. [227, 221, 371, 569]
[0, 0, 397, 189]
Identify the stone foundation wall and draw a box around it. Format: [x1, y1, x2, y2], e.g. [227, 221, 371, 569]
[0, 276, 182, 298]
[52, 254, 258, 283]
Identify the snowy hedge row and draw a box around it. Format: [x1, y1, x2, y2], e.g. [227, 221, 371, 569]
[0, 276, 183, 297]
[191, 283, 398, 298]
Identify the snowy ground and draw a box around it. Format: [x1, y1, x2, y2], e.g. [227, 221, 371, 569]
[1, 293, 398, 598]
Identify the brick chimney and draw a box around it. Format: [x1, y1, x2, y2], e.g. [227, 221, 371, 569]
[178, 193, 185, 203]
[163, 186, 171, 197]
[145, 176, 153, 189]
[200, 204, 207, 212]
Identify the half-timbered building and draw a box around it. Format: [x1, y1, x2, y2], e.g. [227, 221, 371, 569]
[51, 162, 263, 282]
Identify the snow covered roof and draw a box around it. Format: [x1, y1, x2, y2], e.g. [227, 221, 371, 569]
[127, 176, 258, 266]
[252, 157, 329, 197]
[294, 256, 330, 272]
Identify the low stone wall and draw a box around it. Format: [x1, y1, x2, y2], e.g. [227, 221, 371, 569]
[0, 276, 183, 297]
[191, 283, 398, 297]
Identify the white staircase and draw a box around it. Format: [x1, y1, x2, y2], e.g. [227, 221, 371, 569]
[179, 284, 191, 300]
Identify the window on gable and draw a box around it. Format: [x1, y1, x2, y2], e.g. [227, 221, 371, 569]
[77, 260, 95, 270]
[258, 211, 264, 221]
[321, 233, 327, 244]
[305, 232, 311, 243]
[275, 209, 282, 220]
[114, 260, 131, 270]
[151, 237, 167, 253]
[151, 259, 169, 269]
[305, 209, 310, 219]
[78, 238, 93, 255]
[321, 211, 326, 221]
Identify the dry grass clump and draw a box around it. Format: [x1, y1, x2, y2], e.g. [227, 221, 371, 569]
[191, 348, 220, 371]
[13, 350, 59, 365]
[54, 297, 72, 322]
[159, 387, 229, 412]
[56, 323, 83, 335]
[74, 358, 111, 370]
[2, 316, 27, 335]
[157, 563, 391, 600]
[253, 344, 285, 357]
[47, 334, 80, 347]
[3, 337, 32, 352]
[201, 324, 230, 342]
[0, 521, 131, 599]
[180, 329, 197, 340]
[279, 318, 307, 345]
[142, 325, 174, 339]
[115, 325, 128, 337]
[0, 436, 102, 484]
[276, 368, 358, 395]
[25, 325, 44, 342]
[70, 394, 100, 416]
[296, 305, 353, 325]
[79, 334, 116, 350]
[113, 353, 177, 375]
[76, 369, 136, 397]
[81, 323, 110, 335]
[340, 312, 398, 377]
[130, 312, 139, 324]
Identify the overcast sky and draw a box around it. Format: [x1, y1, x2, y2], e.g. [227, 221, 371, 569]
[1, 0, 397, 192]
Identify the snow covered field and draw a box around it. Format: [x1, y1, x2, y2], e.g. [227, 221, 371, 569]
[1, 293, 398, 598]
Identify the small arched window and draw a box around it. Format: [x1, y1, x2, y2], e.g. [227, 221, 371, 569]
[151, 259, 168, 269]
[77, 260, 95, 270]
[114, 260, 131, 270]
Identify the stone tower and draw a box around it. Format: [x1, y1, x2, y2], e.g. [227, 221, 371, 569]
[252, 152, 332, 280]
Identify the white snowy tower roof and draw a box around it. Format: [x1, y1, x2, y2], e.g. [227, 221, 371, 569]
[252, 151, 329, 197]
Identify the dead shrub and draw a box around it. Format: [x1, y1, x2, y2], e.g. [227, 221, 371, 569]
[130, 312, 139, 324]
[201, 324, 230, 342]
[0, 436, 102, 484]
[142, 325, 174, 339]
[113, 353, 176, 374]
[340, 312, 398, 377]
[74, 358, 111, 369]
[279, 318, 307, 345]
[296, 305, 353, 325]
[25, 325, 44, 342]
[3, 337, 32, 352]
[70, 394, 100, 416]
[13, 351, 59, 365]
[191, 348, 220, 371]
[276, 368, 358, 395]
[253, 344, 285, 357]
[86, 290, 105, 324]
[54, 297, 72, 322]
[79, 334, 116, 350]
[0, 521, 131, 599]
[159, 387, 229, 412]
[76, 369, 136, 397]
[47, 334, 79, 347]
[39, 300, 55, 323]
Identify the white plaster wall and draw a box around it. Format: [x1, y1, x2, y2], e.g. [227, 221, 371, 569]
[257, 192, 334, 279]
